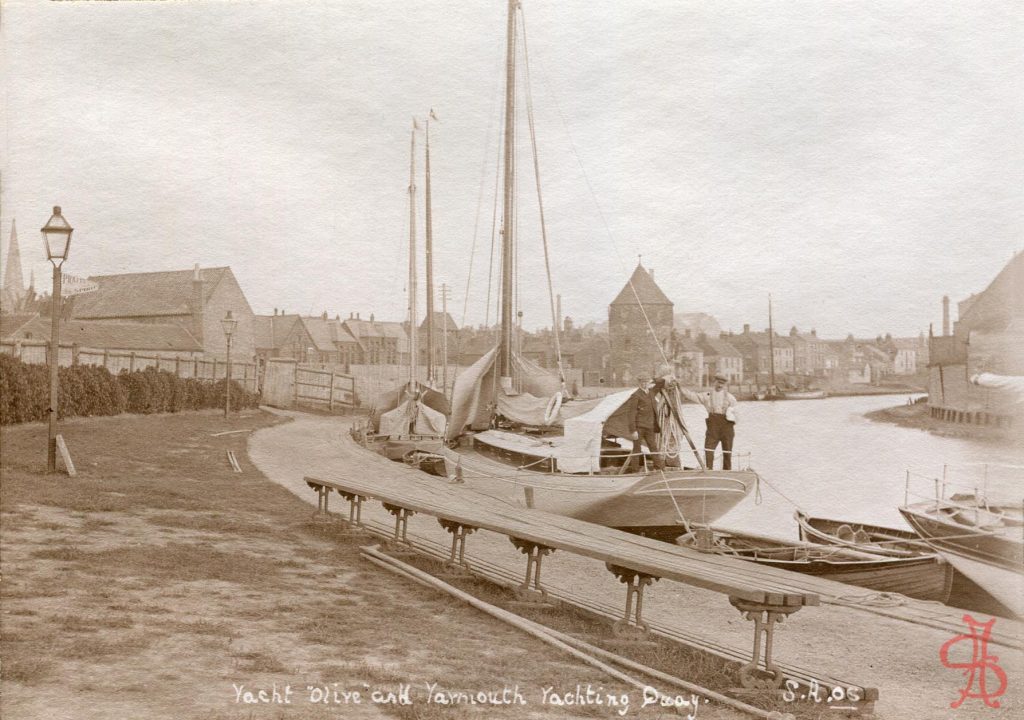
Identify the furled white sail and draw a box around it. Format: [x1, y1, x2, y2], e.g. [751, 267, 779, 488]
[970, 373, 1024, 401]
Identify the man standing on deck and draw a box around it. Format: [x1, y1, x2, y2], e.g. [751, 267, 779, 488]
[625, 373, 666, 472]
[678, 373, 738, 470]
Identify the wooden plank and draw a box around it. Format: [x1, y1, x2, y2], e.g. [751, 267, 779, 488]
[307, 468, 813, 606]
[56, 434, 76, 477]
[328, 434, 1024, 648]
[328, 436, 820, 599]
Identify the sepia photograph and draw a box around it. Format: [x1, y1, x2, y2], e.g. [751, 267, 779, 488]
[1, 1, 1021, 718]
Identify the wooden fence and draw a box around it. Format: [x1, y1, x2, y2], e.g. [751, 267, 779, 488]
[261, 358, 355, 412]
[299, 363, 586, 408]
[0, 339, 259, 391]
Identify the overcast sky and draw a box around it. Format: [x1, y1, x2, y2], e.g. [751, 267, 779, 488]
[2, 0, 1021, 337]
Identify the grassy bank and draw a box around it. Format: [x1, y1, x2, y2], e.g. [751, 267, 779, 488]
[2, 410, 677, 719]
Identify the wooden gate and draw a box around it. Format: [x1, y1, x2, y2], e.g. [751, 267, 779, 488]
[295, 367, 356, 411]
[262, 358, 297, 408]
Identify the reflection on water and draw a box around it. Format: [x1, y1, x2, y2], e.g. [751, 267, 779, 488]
[675, 394, 1024, 539]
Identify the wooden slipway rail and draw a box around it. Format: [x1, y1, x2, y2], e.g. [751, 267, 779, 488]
[307, 456, 881, 704]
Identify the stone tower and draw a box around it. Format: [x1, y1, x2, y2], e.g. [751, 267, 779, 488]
[608, 262, 674, 384]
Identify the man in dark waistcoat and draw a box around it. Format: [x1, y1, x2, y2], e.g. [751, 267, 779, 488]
[625, 373, 665, 472]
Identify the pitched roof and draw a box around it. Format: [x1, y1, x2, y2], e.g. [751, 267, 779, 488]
[0, 313, 39, 339]
[957, 250, 1024, 334]
[253, 314, 304, 350]
[300, 316, 341, 353]
[698, 336, 741, 357]
[374, 321, 408, 340]
[343, 318, 384, 338]
[418, 311, 459, 332]
[332, 322, 361, 346]
[737, 331, 791, 349]
[14, 318, 202, 352]
[610, 263, 672, 306]
[72, 267, 231, 319]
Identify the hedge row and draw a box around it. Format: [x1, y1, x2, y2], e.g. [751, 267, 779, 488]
[0, 354, 259, 425]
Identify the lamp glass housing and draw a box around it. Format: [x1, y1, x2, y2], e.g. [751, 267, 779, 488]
[40, 206, 73, 262]
[221, 310, 238, 338]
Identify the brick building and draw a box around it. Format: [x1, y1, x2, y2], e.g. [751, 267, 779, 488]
[69, 265, 255, 360]
[928, 251, 1023, 426]
[608, 263, 673, 384]
[254, 312, 317, 363]
[698, 334, 743, 383]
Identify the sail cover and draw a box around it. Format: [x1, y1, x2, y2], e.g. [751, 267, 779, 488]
[559, 389, 636, 473]
[446, 345, 604, 438]
[447, 344, 638, 472]
[379, 397, 448, 437]
[371, 381, 449, 435]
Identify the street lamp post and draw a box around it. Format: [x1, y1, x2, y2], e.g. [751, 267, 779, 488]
[221, 310, 237, 419]
[41, 206, 73, 473]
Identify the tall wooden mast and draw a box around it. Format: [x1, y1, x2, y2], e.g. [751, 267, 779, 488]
[424, 113, 436, 385]
[408, 120, 419, 388]
[499, 0, 518, 380]
[768, 293, 776, 389]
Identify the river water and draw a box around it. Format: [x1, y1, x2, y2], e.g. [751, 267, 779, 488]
[679, 394, 1024, 539]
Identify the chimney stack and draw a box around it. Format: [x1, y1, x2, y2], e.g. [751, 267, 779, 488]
[191, 264, 204, 348]
[942, 295, 950, 336]
[743, 323, 750, 334]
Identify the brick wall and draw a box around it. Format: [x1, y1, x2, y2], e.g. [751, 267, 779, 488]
[608, 302, 673, 384]
[202, 273, 256, 360]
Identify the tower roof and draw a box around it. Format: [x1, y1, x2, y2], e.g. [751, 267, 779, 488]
[610, 263, 672, 306]
[2, 220, 25, 300]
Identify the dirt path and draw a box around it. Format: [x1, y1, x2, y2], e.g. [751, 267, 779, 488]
[249, 410, 1024, 720]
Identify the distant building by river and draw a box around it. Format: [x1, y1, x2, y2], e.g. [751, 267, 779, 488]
[928, 251, 1023, 427]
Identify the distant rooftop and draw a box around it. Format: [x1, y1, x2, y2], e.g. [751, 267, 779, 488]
[72, 266, 232, 319]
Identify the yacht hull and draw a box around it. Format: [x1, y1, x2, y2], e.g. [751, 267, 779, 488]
[441, 446, 755, 541]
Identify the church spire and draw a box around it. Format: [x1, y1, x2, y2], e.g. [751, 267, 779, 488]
[2, 219, 26, 304]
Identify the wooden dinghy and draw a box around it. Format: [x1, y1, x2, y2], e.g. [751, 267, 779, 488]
[900, 495, 1024, 617]
[795, 510, 934, 558]
[684, 526, 954, 603]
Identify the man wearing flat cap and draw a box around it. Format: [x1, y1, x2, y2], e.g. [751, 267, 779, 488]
[624, 371, 666, 472]
[678, 373, 738, 469]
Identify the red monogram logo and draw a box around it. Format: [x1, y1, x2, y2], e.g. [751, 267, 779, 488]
[939, 614, 1008, 709]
